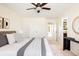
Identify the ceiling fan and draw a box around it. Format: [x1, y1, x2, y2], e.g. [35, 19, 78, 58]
[26, 3, 51, 13]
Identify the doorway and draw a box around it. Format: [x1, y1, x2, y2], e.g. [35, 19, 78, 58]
[48, 23, 56, 41]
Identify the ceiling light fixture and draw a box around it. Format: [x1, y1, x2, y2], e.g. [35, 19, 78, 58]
[36, 7, 41, 13]
[26, 3, 51, 13]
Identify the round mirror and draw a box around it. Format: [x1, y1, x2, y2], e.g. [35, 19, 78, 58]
[72, 16, 79, 34]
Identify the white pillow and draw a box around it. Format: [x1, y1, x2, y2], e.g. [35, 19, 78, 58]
[6, 33, 16, 44]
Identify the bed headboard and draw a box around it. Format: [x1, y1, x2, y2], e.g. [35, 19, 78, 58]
[0, 31, 16, 47]
[0, 31, 16, 34]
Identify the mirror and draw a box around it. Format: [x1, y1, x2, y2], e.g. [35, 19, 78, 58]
[72, 16, 79, 34]
[0, 17, 9, 29]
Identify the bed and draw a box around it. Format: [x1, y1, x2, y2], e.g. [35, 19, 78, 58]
[0, 31, 53, 56]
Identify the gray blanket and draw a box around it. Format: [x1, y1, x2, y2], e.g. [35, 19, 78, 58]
[17, 37, 46, 56]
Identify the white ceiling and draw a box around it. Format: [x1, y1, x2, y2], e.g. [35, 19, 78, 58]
[0, 3, 76, 18]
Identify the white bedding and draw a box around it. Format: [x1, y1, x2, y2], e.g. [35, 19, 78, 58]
[0, 38, 31, 56]
[44, 38, 54, 56]
[24, 37, 41, 56]
[0, 38, 53, 56]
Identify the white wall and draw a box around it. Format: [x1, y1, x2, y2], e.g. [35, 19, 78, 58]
[61, 5, 79, 55]
[0, 4, 23, 31]
[56, 17, 63, 47]
[21, 17, 48, 38]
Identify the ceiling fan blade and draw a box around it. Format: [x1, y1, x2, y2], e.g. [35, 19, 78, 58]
[40, 3, 47, 7]
[31, 3, 37, 7]
[37, 3, 40, 7]
[26, 8, 36, 10]
[42, 7, 51, 10]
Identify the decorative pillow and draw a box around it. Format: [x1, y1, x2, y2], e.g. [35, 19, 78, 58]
[6, 33, 16, 44]
[0, 34, 9, 47]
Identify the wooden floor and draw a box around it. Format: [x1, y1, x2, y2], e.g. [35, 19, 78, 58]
[47, 38, 76, 56]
